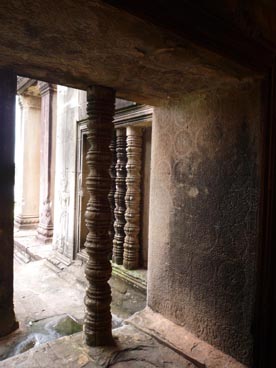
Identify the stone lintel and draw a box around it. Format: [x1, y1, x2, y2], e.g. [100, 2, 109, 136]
[17, 77, 37, 95]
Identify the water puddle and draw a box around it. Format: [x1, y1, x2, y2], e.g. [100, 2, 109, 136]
[0, 314, 82, 360]
[0, 313, 123, 361]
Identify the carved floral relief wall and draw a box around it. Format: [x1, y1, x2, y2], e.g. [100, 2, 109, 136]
[148, 81, 261, 365]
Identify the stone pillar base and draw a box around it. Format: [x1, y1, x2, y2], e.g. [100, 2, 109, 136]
[14, 215, 39, 230]
[37, 225, 53, 243]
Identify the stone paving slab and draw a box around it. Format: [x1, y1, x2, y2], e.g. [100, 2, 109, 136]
[0, 259, 146, 362]
[14, 259, 85, 325]
[0, 325, 197, 368]
[127, 308, 246, 368]
[0, 260, 87, 362]
[14, 231, 52, 263]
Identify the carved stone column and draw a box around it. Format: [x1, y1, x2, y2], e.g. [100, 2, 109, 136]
[108, 132, 116, 243]
[84, 85, 115, 346]
[14, 93, 41, 230]
[37, 82, 57, 243]
[112, 128, 127, 264]
[0, 69, 19, 336]
[124, 127, 142, 270]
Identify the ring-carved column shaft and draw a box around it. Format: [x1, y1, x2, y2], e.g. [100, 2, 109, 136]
[112, 128, 127, 264]
[108, 132, 116, 243]
[84, 85, 115, 346]
[124, 127, 142, 270]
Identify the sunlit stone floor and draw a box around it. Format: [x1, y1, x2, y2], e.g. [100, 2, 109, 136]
[0, 259, 125, 363]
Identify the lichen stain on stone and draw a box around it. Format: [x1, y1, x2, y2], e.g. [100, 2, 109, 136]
[187, 187, 199, 198]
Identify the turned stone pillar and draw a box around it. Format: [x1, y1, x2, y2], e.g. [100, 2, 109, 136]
[124, 127, 142, 270]
[37, 83, 57, 243]
[84, 85, 115, 346]
[112, 128, 127, 264]
[0, 69, 19, 336]
[108, 132, 116, 242]
[14, 94, 41, 230]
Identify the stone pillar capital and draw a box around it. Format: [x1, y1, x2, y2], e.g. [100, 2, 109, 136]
[87, 85, 115, 100]
[38, 82, 57, 97]
[18, 94, 41, 110]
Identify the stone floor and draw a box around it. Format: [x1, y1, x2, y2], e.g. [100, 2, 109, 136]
[14, 259, 85, 325]
[14, 229, 52, 263]
[0, 325, 197, 368]
[0, 259, 85, 362]
[14, 256, 145, 321]
[13, 229, 147, 320]
[0, 256, 246, 368]
[0, 258, 197, 367]
[0, 258, 144, 364]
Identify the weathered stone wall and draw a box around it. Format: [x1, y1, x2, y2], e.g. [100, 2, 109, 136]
[141, 127, 152, 268]
[147, 81, 261, 365]
[0, 70, 18, 336]
[52, 87, 86, 260]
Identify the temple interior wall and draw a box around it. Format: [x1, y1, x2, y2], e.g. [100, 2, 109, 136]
[52, 87, 86, 259]
[148, 81, 261, 365]
[141, 127, 152, 268]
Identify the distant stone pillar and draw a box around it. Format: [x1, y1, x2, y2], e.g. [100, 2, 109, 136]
[112, 128, 127, 264]
[84, 85, 115, 346]
[37, 83, 57, 243]
[108, 132, 116, 242]
[124, 127, 142, 270]
[14, 94, 41, 230]
[0, 69, 19, 336]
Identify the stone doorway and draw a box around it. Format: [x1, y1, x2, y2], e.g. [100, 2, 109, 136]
[75, 124, 90, 259]
[13, 78, 57, 263]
